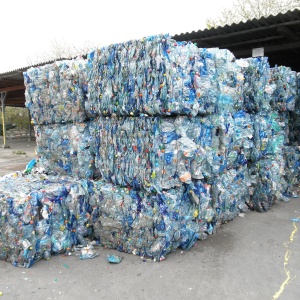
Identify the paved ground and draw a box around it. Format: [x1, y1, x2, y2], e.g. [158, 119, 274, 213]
[0, 137, 36, 177]
[0, 197, 299, 300]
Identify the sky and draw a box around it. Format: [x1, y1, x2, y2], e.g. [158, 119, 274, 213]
[0, 0, 235, 73]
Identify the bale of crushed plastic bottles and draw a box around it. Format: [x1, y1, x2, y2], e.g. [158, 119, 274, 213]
[90, 180, 199, 260]
[24, 59, 88, 125]
[236, 57, 270, 112]
[248, 155, 289, 212]
[250, 111, 286, 162]
[283, 146, 300, 187]
[268, 66, 297, 112]
[0, 173, 93, 267]
[34, 122, 95, 178]
[88, 113, 252, 191]
[86, 35, 244, 117]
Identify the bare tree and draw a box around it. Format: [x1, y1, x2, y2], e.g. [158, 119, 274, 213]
[206, 0, 300, 28]
[26, 39, 98, 66]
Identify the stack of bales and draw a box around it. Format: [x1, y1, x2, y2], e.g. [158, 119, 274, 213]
[1, 34, 300, 267]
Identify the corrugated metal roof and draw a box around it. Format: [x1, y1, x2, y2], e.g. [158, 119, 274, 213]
[173, 9, 300, 71]
[0, 57, 75, 76]
[0, 61, 53, 75]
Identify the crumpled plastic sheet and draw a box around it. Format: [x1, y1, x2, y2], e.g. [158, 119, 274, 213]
[0, 173, 93, 267]
[86, 35, 244, 117]
[268, 66, 297, 112]
[89, 113, 253, 191]
[34, 122, 95, 178]
[24, 59, 87, 125]
[106, 253, 122, 263]
[236, 57, 270, 112]
[248, 155, 288, 212]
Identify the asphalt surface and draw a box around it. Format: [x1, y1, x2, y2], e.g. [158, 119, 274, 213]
[0, 197, 299, 300]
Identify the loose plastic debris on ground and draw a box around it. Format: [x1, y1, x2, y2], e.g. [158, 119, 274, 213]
[1, 34, 300, 267]
[106, 254, 123, 264]
[290, 218, 300, 222]
[79, 245, 99, 260]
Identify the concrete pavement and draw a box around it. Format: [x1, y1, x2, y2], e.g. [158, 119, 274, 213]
[0, 137, 36, 177]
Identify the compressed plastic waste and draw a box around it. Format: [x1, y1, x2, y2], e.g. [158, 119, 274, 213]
[1, 34, 299, 267]
[232, 110, 254, 165]
[0, 173, 201, 265]
[248, 156, 288, 212]
[268, 66, 297, 112]
[187, 166, 250, 240]
[198, 48, 244, 114]
[211, 165, 250, 221]
[89, 113, 253, 191]
[236, 57, 270, 112]
[288, 72, 300, 143]
[34, 122, 95, 178]
[90, 181, 199, 261]
[0, 173, 93, 267]
[250, 112, 286, 162]
[86, 35, 244, 117]
[24, 59, 87, 125]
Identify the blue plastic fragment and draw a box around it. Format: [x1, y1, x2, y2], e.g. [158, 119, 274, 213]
[106, 254, 123, 264]
[24, 159, 36, 174]
[290, 218, 300, 223]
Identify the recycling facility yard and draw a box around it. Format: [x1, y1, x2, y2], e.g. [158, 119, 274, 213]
[1, 14, 300, 300]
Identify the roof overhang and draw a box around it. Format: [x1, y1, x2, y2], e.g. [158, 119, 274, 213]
[173, 9, 300, 71]
[0, 70, 26, 107]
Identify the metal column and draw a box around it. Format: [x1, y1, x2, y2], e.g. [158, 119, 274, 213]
[28, 108, 32, 141]
[0, 92, 10, 148]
